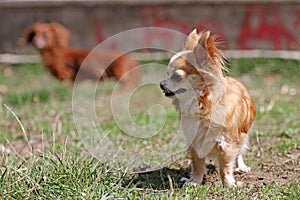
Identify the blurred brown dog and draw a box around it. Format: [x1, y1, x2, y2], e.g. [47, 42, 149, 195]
[20, 22, 140, 92]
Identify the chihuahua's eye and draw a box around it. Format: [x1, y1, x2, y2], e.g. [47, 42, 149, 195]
[171, 69, 186, 81]
[171, 72, 182, 81]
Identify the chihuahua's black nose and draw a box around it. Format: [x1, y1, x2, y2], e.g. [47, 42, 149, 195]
[160, 81, 166, 90]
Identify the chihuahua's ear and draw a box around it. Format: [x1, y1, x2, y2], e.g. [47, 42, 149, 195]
[198, 30, 210, 49]
[193, 33, 210, 68]
[184, 29, 199, 51]
[50, 22, 71, 47]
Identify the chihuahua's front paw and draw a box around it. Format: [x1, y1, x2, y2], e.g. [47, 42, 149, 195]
[235, 166, 251, 173]
[180, 176, 203, 186]
[180, 177, 191, 183]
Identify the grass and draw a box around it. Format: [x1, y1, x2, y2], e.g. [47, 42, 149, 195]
[0, 58, 300, 199]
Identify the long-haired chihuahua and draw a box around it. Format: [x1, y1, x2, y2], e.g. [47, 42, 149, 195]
[160, 29, 256, 186]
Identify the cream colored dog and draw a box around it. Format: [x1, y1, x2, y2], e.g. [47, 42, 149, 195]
[160, 29, 256, 186]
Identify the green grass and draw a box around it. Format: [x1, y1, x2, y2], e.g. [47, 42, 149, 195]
[0, 58, 300, 199]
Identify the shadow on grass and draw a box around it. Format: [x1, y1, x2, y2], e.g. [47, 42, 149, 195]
[124, 167, 190, 190]
[124, 164, 218, 190]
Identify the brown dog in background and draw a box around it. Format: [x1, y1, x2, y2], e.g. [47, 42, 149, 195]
[20, 22, 140, 92]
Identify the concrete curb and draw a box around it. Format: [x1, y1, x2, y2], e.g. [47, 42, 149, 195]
[1, 50, 300, 64]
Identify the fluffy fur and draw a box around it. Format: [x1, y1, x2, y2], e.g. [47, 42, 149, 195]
[160, 29, 256, 186]
[20, 22, 140, 92]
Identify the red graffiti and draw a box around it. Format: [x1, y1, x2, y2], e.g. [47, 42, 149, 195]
[139, 7, 188, 49]
[139, 7, 189, 32]
[93, 7, 226, 51]
[139, 7, 225, 49]
[294, 10, 300, 28]
[238, 5, 297, 50]
[94, 17, 105, 43]
[93, 16, 118, 50]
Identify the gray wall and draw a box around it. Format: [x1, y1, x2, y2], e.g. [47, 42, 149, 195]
[1, 0, 300, 53]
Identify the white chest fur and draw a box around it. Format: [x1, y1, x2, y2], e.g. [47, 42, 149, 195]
[180, 115, 227, 158]
[174, 89, 227, 158]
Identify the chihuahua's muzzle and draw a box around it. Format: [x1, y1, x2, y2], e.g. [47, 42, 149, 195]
[160, 80, 187, 97]
[160, 80, 174, 97]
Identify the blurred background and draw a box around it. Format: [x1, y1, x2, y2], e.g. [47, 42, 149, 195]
[0, 1, 300, 197]
[1, 0, 300, 54]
